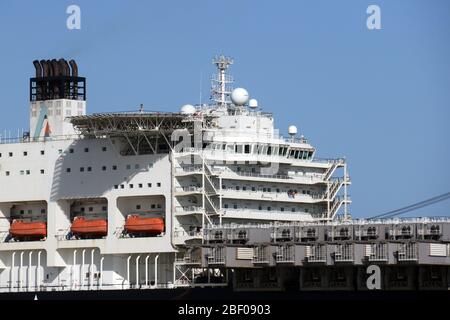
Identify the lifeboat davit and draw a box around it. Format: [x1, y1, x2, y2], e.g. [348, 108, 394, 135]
[10, 220, 47, 239]
[124, 215, 165, 235]
[71, 216, 107, 238]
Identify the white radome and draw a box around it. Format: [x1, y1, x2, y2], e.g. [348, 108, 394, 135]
[180, 104, 196, 114]
[288, 125, 298, 136]
[248, 99, 258, 108]
[231, 88, 249, 106]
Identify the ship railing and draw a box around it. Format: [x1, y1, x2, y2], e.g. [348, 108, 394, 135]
[334, 244, 354, 262]
[0, 133, 81, 145]
[175, 186, 203, 193]
[206, 247, 226, 265]
[367, 243, 388, 262]
[221, 188, 326, 201]
[253, 246, 270, 264]
[305, 244, 327, 263]
[173, 230, 203, 238]
[398, 243, 418, 261]
[175, 206, 203, 214]
[175, 165, 203, 173]
[275, 245, 295, 263]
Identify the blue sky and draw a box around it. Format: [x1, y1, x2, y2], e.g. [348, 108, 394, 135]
[0, 0, 449, 218]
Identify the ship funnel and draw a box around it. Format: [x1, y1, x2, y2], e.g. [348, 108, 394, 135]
[40, 60, 50, 77]
[33, 60, 42, 78]
[69, 59, 78, 77]
[59, 59, 70, 76]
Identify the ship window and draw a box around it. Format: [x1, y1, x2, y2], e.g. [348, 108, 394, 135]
[87, 167, 92, 172]
[151, 204, 156, 209]
[157, 204, 162, 209]
[242, 186, 247, 191]
[6, 171, 10, 176]
[308, 151, 313, 159]
[135, 164, 140, 169]
[102, 166, 106, 171]
[81, 207, 85, 212]
[129, 184, 133, 189]
[41, 209, 46, 214]
[88, 207, 93, 212]
[112, 165, 117, 170]
[66, 168, 71, 173]
[138, 184, 143, 188]
[28, 209, 32, 214]
[120, 185, 124, 189]
[236, 144, 243, 153]
[291, 208, 296, 212]
[244, 144, 250, 154]
[236, 186, 240, 191]
[20, 210, 24, 214]
[136, 205, 141, 210]
[69, 148, 74, 153]
[41, 150, 44, 155]
[258, 206, 262, 210]
[80, 167, 84, 172]
[26, 170, 30, 175]
[252, 187, 256, 191]
[84, 148, 89, 152]
[224, 204, 228, 208]
[267, 188, 271, 192]
[289, 150, 294, 158]
[0, 153, 2, 157]
[114, 185, 118, 189]
[294, 150, 299, 159]
[157, 182, 161, 187]
[267, 207, 271, 211]
[40, 169, 44, 174]
[148, 183, 152, 188]
[20, 170, 24, 175]
[281, 207, 285, 212]
[23, 151, 27, 156]
[126, 165, 131, 170]
[267, 146, 272, 155]
[9, 152, 13, 157]
[102, 147, 107, 152]
[233, 204, 238, 209]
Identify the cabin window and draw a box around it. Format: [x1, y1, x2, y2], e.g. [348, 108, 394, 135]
[88, 207, 93, 212]
[267, 146, 272, 155]
[251, 187, 256, 191]
[102, 147, 107, 152]
[281, 207, 285, 212]
[157, 182, 161, 187]
[102, 166, 106, 171]
[136, 205, 141, 210]
[224, 204, 228, 208]
[126, 165, 131, 170]
[236, 144, 243, 153]
[289, 150, 295, 158]
[6, 171, 10, 176]
[151, 204, 156, 209]
[114, 185, 118, 189]
[294, 150, 300, 159]
[135, 164, 140, 169]
[9, 152, 13, 157]
[233, 204, 238, 209]
[267, 207, 271, 211]
[81, 207, 85, 212]
[112, 165, 117, 170]
[129, 184, 133, 189]
[26, 170, 30, 175]
[148, 183, 152, 188]
[23, 151, 27, 156]
[244, 144, 250, 154]
[138, 184, 143, 188]
[66, 168, 71, 173]
[258, 206, 262, 210]
[120, 185, 124, 189]
[308, 151, 313, 159]
[40, 169, 45, 174]
[41, 209, 46, 214]
[87, 167, 92, 172]
[80, 167, 84, 172]
[40, 150, 44, 155]
[84, 148, 89, 153]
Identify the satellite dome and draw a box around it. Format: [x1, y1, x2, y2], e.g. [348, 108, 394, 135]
[248, 99, 258, 108]
[180, 104, 196, 114]
[288, 125, 298, 136]
[231, 88, 249, 106]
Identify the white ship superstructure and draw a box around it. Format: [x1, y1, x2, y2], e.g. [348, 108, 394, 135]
[0, 56, 361, 293]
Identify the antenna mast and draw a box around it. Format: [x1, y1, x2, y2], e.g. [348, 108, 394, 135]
[211, 55, 234, 107]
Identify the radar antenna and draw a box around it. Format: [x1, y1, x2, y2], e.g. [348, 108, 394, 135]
[211, 55, 234, 107]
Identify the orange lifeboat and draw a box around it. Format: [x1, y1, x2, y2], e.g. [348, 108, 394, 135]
[124, 215, 165, 235]
[71, 216, 107, 238]
[10, 220, 47, 239]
